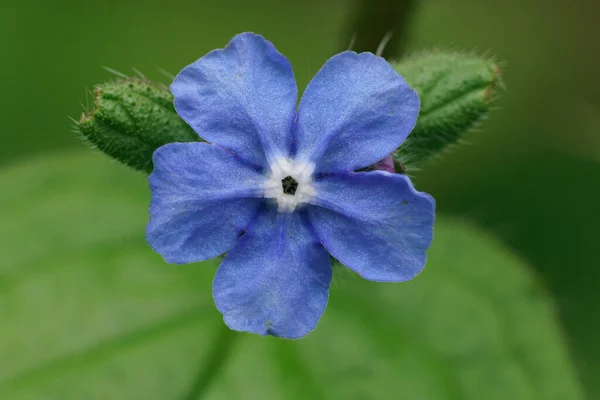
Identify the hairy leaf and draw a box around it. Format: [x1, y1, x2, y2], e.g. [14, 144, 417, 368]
[393, 51, 501, 167]
[78, 79, 199, 173]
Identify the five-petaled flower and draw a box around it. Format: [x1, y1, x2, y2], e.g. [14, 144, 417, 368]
[147, 33, 435, 339]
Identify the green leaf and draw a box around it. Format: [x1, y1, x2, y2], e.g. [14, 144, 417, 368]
[0, 153, 582, 399]
[393, 51, 502, 167]
[78, 78, 200, 174]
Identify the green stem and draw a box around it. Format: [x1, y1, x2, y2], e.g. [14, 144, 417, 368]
[342, 0, 416, 59]
[179, 324, 238, 400]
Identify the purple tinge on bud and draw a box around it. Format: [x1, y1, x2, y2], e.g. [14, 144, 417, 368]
[372, 154, 396, 173]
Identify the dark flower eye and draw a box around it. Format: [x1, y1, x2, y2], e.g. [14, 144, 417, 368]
[281, 176, 298, 195]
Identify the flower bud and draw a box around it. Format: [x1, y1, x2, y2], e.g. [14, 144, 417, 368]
[392, 52, 502, 166]
[78, 78, 199, 173]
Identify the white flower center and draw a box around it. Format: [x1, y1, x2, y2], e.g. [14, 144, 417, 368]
[263, 157, 315, 212]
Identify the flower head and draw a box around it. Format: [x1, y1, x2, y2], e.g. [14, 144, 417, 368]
[147, 33, 435, 339]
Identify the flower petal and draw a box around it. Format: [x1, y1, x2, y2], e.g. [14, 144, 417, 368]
[294, 51, 419, 173]
[147, 142, 266, 264]
[171, 32, 298, 168]
[307, 172, 435, 282]
[213, 207, 332, 338]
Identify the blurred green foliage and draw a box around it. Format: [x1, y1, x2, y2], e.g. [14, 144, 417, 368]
[0, 153, 582, 399]
[1, 0, 598, 398]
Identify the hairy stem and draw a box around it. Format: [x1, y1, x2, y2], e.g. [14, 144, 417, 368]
[342, 0, 416, 59]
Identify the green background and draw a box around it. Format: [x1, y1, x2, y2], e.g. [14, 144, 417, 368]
[1, 0, 598, 398]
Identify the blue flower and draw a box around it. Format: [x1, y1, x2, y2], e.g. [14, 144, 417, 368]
[147, 33, 435, 339]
